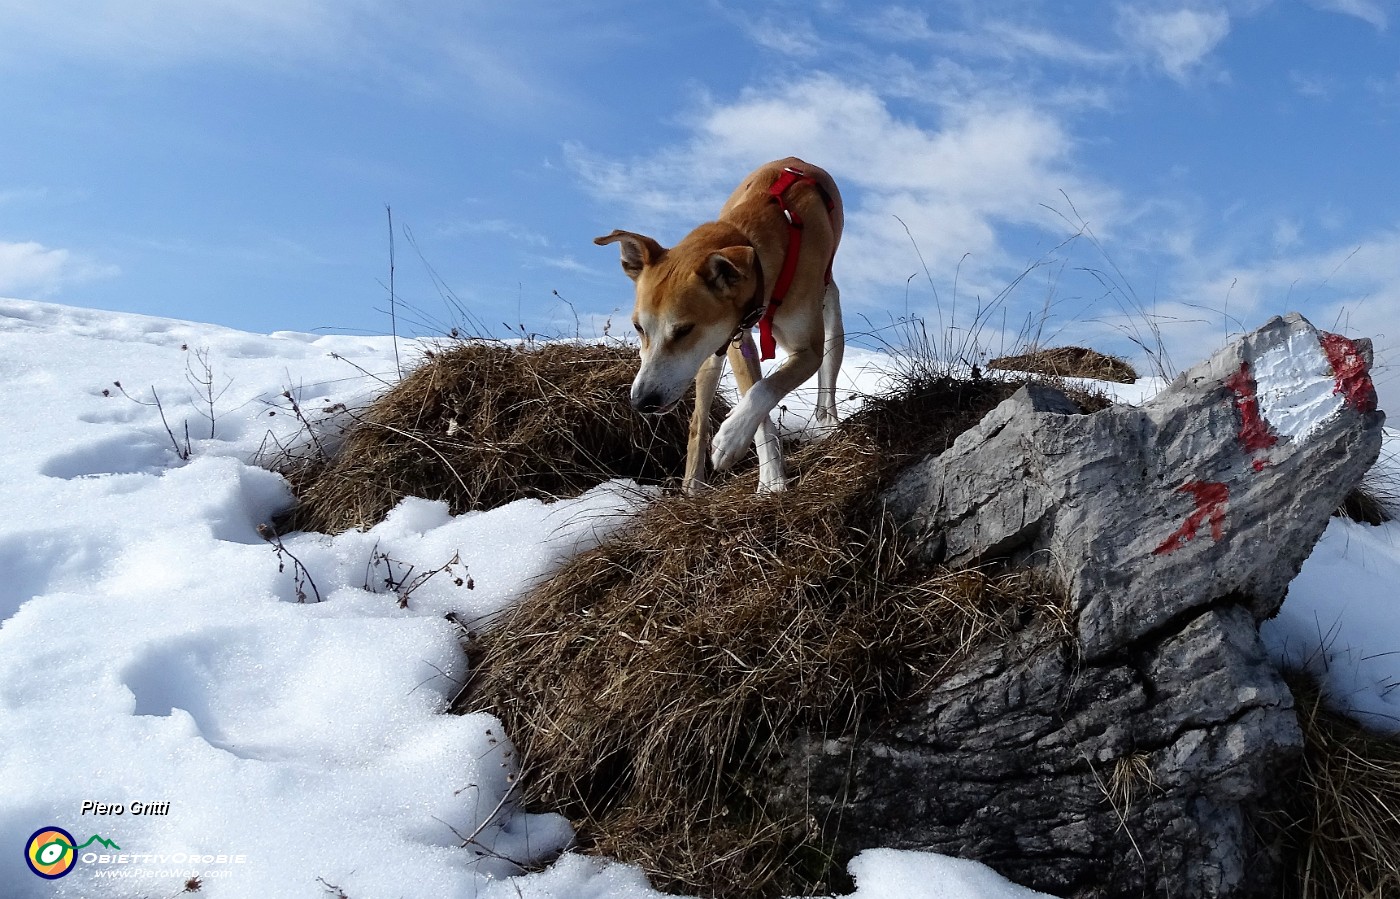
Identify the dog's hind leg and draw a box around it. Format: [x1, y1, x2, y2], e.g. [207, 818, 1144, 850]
[815, 279, 844, 434]
[727, 331, 787, 492]
[684, 353, 725, 494]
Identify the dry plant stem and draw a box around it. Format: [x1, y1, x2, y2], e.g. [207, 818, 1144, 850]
[113, 381, 191, 461]
[328, 351, 397, 389]
[256, 524, 322, 603]
[314, 877, 350, 899]
[386, 204, 402, 379]
[364, 546, 467, 608]
[278, 389, 327, 460]
[185, 346, 230, 440]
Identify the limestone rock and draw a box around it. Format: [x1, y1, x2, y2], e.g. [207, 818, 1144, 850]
[884, 313, 1384, 658]
[775, 606, 1300, 898]
[775, 313, 1385, 898]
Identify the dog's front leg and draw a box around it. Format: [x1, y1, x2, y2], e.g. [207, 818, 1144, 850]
[683, 353, 725, 494]
[711, 341, 822, 481]
[726, 331, 786, 492]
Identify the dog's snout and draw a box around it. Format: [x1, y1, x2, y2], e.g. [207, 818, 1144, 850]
[632, 390, 666, 414]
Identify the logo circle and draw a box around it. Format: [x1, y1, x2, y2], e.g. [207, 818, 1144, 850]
[25, 827, 77, 879]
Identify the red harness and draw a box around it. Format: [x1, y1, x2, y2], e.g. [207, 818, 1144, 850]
[755, 167, 837, 360]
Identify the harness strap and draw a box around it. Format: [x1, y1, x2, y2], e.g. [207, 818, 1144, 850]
[715, 167, 837, 360]
[757, 167, 836, 360]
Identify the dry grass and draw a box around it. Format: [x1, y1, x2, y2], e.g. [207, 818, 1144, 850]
[1336, 446, 1398, 525]
[988, 346, 1139, 383]
[1284, 673, 1400, 899]
[275, 341, 727, 534]
[1336, 486, 1396, 526]
[463, 371, 1072, 896]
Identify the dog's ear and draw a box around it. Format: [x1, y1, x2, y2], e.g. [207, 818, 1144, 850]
[594, 230, 664, 280]
[701, 246, 755, 295]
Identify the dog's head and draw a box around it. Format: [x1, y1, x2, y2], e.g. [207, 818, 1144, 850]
[594, 228, 758, 414]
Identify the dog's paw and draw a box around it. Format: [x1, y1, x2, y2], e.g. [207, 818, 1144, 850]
[710, 417, 754, 472]
[807, 417, 839, 441]
[757, 471, 788, 493]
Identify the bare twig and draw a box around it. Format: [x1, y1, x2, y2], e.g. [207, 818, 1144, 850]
[256, 524, 322, 603]
[278, 388, 327, 460]
[112, 381, 191, 461]
[365, 548, 469, 609]
[184, 347, 231, 440]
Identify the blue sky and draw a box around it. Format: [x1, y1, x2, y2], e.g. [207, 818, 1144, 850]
[3, 0, 1399, 399]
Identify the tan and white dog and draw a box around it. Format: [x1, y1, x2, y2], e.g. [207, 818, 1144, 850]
[595, 157, 844, 493]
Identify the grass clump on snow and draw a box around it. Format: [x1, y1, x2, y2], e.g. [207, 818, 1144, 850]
[463, 368, 1072, 897]
[988, 345, 1139, 383]
[1335, 443, 1398, 525]
[276, 341, 725, 534]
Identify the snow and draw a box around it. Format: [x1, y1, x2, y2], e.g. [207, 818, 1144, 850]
[480, 849, 1061, 899]
[2, 296, 1397, 898]
[1262, 512, 1400, 731]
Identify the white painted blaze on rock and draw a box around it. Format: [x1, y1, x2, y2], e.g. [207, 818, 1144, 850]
[1251, 330, 1369, 446]
[1221, 328, 1379, 480]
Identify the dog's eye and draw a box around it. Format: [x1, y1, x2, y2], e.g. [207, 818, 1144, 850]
[671, 323, 695, 341]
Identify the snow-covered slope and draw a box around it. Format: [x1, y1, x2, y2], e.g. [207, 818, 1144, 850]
[0, 297, 1394, 898]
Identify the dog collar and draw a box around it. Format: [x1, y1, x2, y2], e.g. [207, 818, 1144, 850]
[716, 251, 767, 357]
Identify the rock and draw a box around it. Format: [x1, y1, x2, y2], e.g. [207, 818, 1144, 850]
[775, 606, 1300, 898]
[773, 314, 1385, 898]
[884, 313, 1384, 659]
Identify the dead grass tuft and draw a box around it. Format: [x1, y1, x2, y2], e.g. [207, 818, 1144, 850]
[464, 371, 1071, 896]
[1336, 486, 1395, 526]
[989, 346, 1139, 383]
[275, 341, 726, 534]
[1284, 673, 1400, 899]
[1335, 445, 1398, 525]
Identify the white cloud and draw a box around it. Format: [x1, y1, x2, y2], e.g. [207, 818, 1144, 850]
[1118, 7, 1232, 81]
[0, 241, 118, 297]
[857, 7, 940, 43]
[734, 12, 825, 57]
[569, 73, 1119, 326]
[1309, 0, 1390, 29]
[0, 187, 49, 206]
[857, 9, 1120, 73]
[535, 255, 606, 277]
[440, 219, 549, 247]
[0, 0, 558, 111]
[1288, 70, 1334, 99]
[1273, 218, 1304, 251]
[983, 23, 1122, 67]
[0, 0, 370, 66]
[1146, 229, 1400, 410]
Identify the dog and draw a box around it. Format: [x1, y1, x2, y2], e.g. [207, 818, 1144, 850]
[595, 157, 844, 493]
